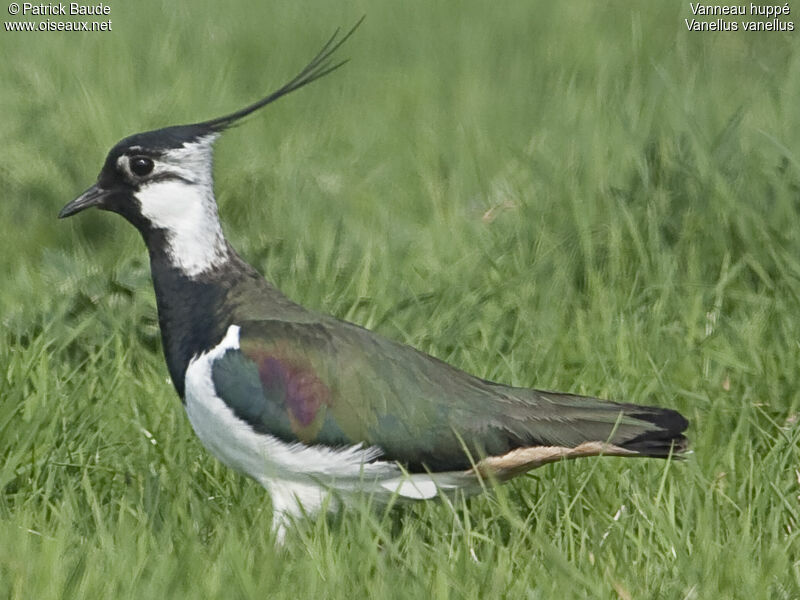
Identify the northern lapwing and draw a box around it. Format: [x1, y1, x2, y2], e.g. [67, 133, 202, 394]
[59, 23, 689, 540]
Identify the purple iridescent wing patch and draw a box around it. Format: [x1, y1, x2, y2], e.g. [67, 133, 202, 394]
[241, 339, 332, 442]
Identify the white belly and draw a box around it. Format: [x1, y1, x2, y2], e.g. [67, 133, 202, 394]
[183, 325, 394, 485]
[181, 325, 482, 539]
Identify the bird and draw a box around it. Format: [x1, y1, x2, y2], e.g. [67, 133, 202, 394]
[59, 22, 689, 541]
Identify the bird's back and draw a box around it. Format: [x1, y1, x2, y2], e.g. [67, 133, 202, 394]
[213, 266, 688, 475]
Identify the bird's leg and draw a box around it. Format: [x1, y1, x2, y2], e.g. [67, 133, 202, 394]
[265, 479, 333, 543]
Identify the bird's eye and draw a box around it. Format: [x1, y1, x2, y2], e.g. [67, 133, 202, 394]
[129, 156, 154, 177]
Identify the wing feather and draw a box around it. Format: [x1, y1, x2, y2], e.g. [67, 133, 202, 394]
[210, 317, 687, 472]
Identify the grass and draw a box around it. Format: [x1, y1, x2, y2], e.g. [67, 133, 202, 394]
[2, 0, 800, 597]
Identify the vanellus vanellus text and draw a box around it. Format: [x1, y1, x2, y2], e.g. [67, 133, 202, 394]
[59, 23, 689, 541]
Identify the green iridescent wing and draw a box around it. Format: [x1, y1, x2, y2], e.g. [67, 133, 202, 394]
[211, 318, 686, 472]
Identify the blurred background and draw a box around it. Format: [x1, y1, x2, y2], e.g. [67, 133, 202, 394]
[1, 1, 799, 597]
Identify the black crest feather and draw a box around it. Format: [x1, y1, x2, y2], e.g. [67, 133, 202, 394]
[196, 16, 365, 133]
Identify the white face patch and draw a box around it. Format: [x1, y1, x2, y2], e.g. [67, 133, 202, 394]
[130, 135, 229, 277]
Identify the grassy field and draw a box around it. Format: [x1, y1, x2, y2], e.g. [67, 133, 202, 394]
[2, 1, 800, 597]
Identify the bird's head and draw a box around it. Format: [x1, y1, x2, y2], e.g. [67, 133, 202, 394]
[59, 19, 362, 276]
[60, 125, 219, 231]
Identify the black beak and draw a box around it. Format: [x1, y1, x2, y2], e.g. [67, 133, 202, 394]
[58, 184, 108, 218]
